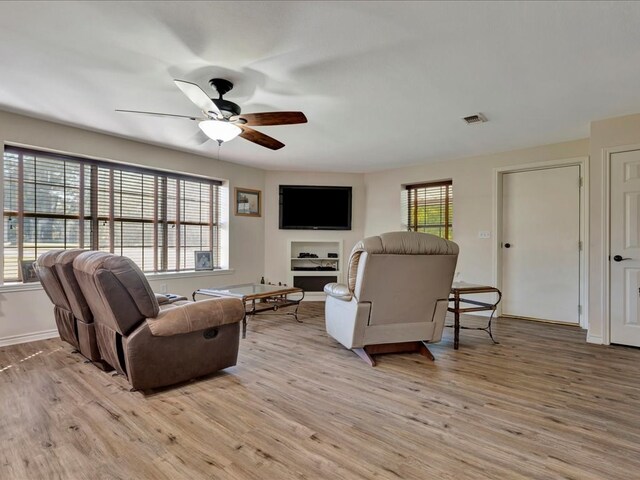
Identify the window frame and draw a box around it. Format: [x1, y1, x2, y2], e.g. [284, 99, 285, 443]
[405, 180, 453, 240]
[3, 146, 223, 283]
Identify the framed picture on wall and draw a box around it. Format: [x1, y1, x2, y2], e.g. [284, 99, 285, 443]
[20, 260, 39, 283]
[235, 187, 261, 217]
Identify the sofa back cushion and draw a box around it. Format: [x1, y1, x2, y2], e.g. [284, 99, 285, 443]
[35, 250, 72, 311]
[73, 251, 160, 335]
[346, 231, 458, 293]
[55, 249, 93, 323]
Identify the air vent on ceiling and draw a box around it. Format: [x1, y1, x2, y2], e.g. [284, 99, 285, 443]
[462, 113, 488, 125]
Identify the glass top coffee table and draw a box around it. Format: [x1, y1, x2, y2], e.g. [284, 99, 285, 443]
[193, 284, 305, 338]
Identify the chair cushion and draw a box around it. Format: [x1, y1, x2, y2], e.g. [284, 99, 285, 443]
[324, 283, 353, 301]
[356, 231, 459, 256]
[55, 249, 93, 323]
[35, 250, 71, 310]
[74, 251, 160, 320]
[346, 232, 459, 292]
[347, 251, 362, 293]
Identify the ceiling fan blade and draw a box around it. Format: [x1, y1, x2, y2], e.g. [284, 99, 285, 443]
[239, 111, 307, 126]
[173, 79, 222, 117]
[115, 109, 203, 120]
[239, 126, 285, 150]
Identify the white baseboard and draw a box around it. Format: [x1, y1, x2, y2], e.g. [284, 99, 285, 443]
[586, 332, 605, 345]
[0, 329, 59, 347]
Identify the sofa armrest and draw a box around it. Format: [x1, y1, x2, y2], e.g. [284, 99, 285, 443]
[324, 283, 352, 301]
[146, 297, 244, 336]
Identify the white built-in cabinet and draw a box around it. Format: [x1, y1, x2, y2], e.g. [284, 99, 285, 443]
[287, 240, 343, 295]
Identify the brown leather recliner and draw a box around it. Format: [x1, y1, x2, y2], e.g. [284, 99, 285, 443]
[35, 250, 83, 353]
[72, 251, 244, 390]
[54, 249, 104, 363]
[37, 249, 188, 369]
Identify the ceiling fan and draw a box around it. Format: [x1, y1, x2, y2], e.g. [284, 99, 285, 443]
[116, 78, 307, 150]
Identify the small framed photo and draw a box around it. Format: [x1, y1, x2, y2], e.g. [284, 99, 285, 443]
[194, 250, 214, 271]
[20, 260, 39, 283]
[235, 187, 261, 217]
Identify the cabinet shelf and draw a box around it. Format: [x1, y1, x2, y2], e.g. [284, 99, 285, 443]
[287, 240, 343, 293]
[289, 270, 339, 276]
[291, 257, 339, 261]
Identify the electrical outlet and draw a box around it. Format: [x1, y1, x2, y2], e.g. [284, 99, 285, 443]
[478, 231, 491, 239]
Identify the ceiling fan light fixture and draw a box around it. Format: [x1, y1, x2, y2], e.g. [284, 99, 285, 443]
[198, 120, 241, 143]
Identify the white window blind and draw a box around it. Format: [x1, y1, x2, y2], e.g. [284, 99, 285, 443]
[404, 180, 453, 240]
[3, 147, 221, 282]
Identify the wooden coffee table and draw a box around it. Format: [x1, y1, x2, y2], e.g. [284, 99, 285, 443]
[448, 282, 502, 349]
[193, 284, 305, 338]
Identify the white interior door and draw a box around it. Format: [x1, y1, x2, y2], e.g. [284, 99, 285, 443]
[610, 150, 640, 346]
[502, 166, 580, 324]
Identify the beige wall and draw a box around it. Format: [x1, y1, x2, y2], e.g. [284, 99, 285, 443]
[364, 138, 589, 309]
[588, 113, 640, 343]
[263, 171, 366, 291]
[0, 110, 265, 345]
[5, 107, 640, 347]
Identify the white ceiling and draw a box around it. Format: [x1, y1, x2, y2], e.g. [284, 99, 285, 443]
[1, 1, 640, 172]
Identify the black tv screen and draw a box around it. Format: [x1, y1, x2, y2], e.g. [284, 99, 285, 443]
[279, 185, 352, 230]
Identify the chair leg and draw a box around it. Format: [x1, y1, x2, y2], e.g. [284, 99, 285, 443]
[419, 342, 435, 361]
[352, 348, 376, 367]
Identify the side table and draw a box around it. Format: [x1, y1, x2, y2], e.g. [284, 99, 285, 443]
[448, 282, 502, 349]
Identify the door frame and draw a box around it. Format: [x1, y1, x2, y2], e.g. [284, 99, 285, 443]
[600, 144, 640, 345]
[492, 157, 589, 329]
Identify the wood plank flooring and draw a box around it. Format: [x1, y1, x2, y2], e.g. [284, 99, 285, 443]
[1, 303, 640, 479]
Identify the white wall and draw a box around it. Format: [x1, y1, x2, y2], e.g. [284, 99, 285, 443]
[0, 110, 265, 345]
[363, 139, 589, 293]
[263, 171, 366, 289]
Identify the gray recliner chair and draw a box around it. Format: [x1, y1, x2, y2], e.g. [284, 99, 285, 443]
[324, 231, 459, 365]
[72, 251, 244, 390]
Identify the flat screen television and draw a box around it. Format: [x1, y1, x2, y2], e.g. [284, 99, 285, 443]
[279, 185, 352, 230]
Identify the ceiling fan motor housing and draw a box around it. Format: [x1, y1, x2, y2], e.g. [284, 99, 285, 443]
[212, 98, 241, 118]
[209, 78, 240, 117]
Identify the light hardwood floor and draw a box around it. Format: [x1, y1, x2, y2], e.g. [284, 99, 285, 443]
[1, 303, 640, 479]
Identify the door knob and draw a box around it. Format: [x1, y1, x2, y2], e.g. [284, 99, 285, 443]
[613, 255, 631, 262]
[504, 243, 511, 248]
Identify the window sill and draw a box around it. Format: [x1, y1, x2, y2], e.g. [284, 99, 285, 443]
[0, 269, 235, 293]
[0, 282, 44, 293]
[144, 269, 235, 281]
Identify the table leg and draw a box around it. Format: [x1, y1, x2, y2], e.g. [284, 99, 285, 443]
[242, 313, 247, 339]
[454, 293, 460, 350]
[486, 310, 500, 344]
[291, 291, 304, 323]
[292, 302, 302, 323]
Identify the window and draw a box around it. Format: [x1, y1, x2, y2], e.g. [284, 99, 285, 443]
[3, 147, 222, 282]
[405, 180, 453, 239]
